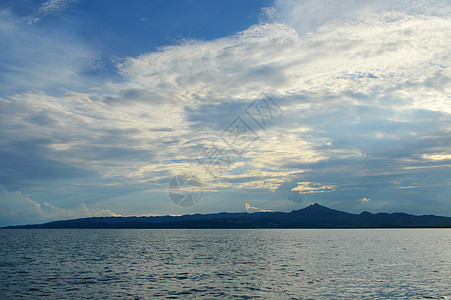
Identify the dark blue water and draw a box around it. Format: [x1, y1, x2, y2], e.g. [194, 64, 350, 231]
[1, 229, 450, 299]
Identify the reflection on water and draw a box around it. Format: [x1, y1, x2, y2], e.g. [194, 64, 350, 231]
[1, 229, 450, 299]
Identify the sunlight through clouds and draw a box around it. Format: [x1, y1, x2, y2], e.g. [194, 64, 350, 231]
[1, 0, 450, 223]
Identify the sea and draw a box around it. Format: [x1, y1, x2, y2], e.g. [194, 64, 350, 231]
[0, 229, 450, 299]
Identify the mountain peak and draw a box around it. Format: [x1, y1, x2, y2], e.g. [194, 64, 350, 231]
[289, 203, 352, 219]
[304, 203, 330, 210]
[289, 203, 329, 213]
[3, 203, 451, 228]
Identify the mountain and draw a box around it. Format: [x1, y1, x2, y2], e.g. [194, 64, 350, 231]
[2, 203, 451, 229]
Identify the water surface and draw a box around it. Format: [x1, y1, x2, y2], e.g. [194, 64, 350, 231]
[1, 229, 450, 299]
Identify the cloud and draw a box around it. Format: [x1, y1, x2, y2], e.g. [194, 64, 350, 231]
[1, 0, 451, 219]
[0, 185, 119, 226]
[422, 154, 451, 161]
[274, 181, 304, 203]
[245, 202, 273, 213]
[0, 9, 97, 96]
[292, 182, 336, 194]
[358, 197, 371, 203]
[274, 0, 451, 34]
[24, 0, 78, 24]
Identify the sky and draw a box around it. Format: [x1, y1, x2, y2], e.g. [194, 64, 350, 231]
[0, 0, 450, 226]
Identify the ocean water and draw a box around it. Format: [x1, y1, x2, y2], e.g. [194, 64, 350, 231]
[0, 229, 450, 299]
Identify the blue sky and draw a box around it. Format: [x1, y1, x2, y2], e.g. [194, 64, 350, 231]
[1, 0, 450, 226]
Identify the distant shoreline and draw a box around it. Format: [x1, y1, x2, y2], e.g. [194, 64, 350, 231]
[3, 203, 451, 229]
[3, 227, 451, 229]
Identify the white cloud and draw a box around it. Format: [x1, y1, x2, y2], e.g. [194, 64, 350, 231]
[0, 185, 119, 226]
[245, 202, 273, 213]
[1, 0, 450, 216]
[274, 0, 451, 34]
[358, 197, 371, 203]
[3, 11, 450, 192]
[422, 154, 451, 161]
[292, 182, 336, 194]
[106, 10, 450, 192]
[24, 0, 78, 24]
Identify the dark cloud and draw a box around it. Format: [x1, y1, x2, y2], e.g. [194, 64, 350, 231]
[275, 180, 304, 203]
[0, 139, 97, 187]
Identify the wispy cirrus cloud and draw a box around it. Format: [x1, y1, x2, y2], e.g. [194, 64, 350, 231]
[0, 8, 98, 96]
[24, 0, 78, 24]
[274, 0, 451, 34]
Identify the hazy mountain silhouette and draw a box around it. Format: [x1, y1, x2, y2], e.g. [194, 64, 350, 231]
[3, 203, 451, 229]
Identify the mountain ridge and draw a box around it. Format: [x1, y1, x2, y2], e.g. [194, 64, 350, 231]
[3, 203, 451, 229]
